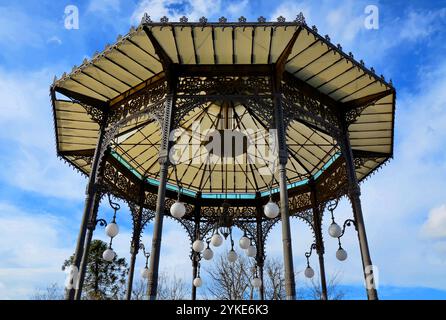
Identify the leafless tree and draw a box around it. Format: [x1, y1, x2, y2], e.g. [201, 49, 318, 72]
[132, 272, 190, 300]
[303, 271, 345, 300]
[263, 258, 286, 300]
[205, 253, 256, 300]
[31, 283, 64, 300]
[157, 271, 190, 300]
[131, 279, 147, 300]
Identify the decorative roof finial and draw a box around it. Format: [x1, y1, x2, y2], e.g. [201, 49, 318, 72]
[180, 16, 188, 23]
[53, 75, 57, 83]
[199, 16, 208, 24]
[238, 16, 247, 23]
[337, 43, 342, 50]
[257, 16, 266, 23]
[277, 16, 286, 23]
[219, 16, 227, 23]
[324, 34, 331, 42]
[160, 16, 169, 23]
[141, 13, 152, 24]
[311, 25, 318, 32]
[294, 12, 306, 25]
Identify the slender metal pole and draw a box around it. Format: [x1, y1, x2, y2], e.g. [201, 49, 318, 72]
[74, 191, 101, 300]
[191, 254, 198, 300]
[126, 184, 145, 300]
[309, 181, 328, 300]
[272, 71, 296, 300]
[191, 197, 201, 300]
[255, 198, 265, 300]
[67, 114, 108, 300]
[147, 89, 176, 300]
[340, 121, 379, 300]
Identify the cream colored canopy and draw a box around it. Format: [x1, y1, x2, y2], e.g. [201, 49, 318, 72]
[52, 19, 395, 196]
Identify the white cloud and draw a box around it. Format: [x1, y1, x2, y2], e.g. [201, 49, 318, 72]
[0, 203, 73, 299]
[422, 205, 446, 239]
[399, 8, 446, 42]
[0, 68, 86, 200]
[270, 0, 365, 45]
[47, 36, 62, 45]
[131, 0, 256, 24]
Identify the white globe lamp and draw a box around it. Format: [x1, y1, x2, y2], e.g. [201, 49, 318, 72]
[251, 277, 262, 288]
[105, 222, 119, 238]
[141, 267, 150, 279]
[192, 239, 205, 252]
[239, 236, 251, 250]
[170, 201, 186, 219]
[304, 266, 315, 278]
[202, 247, 214, 260]
[102, 248, 115, 262]
[193, 277, 202, 287]
[328, 222, 342, 238]
[227, 250, 238, 263]
[336, 248, 348, 261]
[211, 233, 223, 247]
[246, 245, 256, 258]
[264, 201, 280, 219]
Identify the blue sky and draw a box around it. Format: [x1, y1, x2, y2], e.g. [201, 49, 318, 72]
[1, 0, 446, 299]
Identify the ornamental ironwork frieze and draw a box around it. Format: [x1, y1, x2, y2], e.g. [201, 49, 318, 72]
[281, 78, 342, 140]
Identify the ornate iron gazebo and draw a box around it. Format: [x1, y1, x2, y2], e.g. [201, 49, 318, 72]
[51, 13, 395, 300]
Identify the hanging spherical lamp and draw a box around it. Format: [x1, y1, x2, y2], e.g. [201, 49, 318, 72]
[336, 248, 348, 261]
[251, 277, 262, 288]
[304, 266, 315, 278]
[246, 245, 256, 258]
[328, 222, 342, 238]
[202, 247, 214, 260]
[193, 277, 202, 287]
[211, 233, 223, 247]
[239, 236, 251, 250]
[264, 201, 280, 219]
[102, 248, 116, 262]
[105, 222, 119, 238]
[192, 239, 205, 252]
[170, 201, 186, 219]
[227, 249, 238, 263]
[141, 267, 150, 279]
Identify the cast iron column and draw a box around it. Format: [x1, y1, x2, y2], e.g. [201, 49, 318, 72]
[125, 183, 145, 300]
[191, 194, 201, 300]
[309, 180, 328, 300]
[74, 190, 102, 300]
[340, 120, 379, 300]
[255, 195, 265, 300]
[272, 71, 296, 300]
[67, 112, 108, 300]
[147, 81, 177, 300]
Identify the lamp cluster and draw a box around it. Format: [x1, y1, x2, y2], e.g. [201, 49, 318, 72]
[102, 196, 121, 263]
[304, 201, 353, 280]
[191, 229, 260, 289]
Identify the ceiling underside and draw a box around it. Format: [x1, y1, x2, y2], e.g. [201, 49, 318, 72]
[52, 22, 395, 196]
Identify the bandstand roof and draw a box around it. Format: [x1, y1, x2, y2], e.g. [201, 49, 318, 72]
[51, 16, 395, 204]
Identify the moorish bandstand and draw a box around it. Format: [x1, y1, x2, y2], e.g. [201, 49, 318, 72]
[50, 14, 396, 300]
